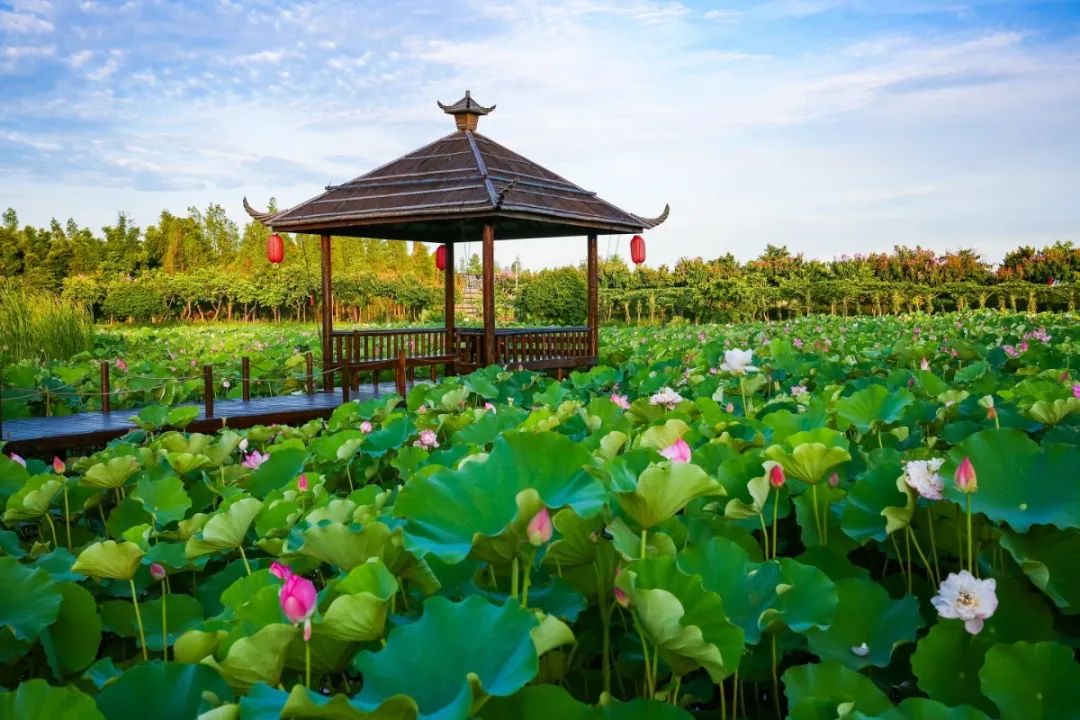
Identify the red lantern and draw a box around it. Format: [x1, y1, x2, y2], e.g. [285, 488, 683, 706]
[630, 235, 646, 265]
[266, 232, 285, 264]
[435, 244, 448, 271]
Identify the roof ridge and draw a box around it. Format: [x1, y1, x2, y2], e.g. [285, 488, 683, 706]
[464, 130, 500, 208]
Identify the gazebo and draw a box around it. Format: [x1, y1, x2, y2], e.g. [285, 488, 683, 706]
[245, 92, 668, 392]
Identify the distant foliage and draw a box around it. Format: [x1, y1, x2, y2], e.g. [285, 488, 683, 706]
[515, 267, 586, 325]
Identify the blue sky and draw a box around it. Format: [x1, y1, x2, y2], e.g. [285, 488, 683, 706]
[2, 0, 1079, 268]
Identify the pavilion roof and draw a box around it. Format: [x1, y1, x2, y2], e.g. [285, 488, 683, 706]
[244, 92, 668, 242]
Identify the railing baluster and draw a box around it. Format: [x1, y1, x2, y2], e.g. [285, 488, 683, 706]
[100, 360, 111, 415]
[306, 352, 314, 395]
[203, 364, 214, 419]
[242, 357, 251, 401]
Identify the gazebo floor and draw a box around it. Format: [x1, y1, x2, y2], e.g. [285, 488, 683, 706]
[1, 383, 401, 456]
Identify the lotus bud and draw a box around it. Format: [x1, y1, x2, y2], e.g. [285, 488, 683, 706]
[149, 563, 166, 582]
[527, 507, 553, 547]
[279, 574, 317, 627]
[52, 456, 65, 474]
[955, 457, 977, 494]
[297, 473, 309, 492]
[768, 464, 786, 488]
[270, 561, 293, 581]
[359, 421, 373, 433]
[8, 453, 25, 467]
[920, 358, 930, 371]
[238, 438, 249, 453]
[660, 438, 692, 464]
[613, 567, 630, 608]
[828, 472, 839, 488]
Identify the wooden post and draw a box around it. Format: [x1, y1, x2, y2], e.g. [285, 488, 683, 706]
[320, 233, 333, 392]
[305, 352, 314, 395]
[241, 357, 251, 402]
[203, 365, 214, 419]
[444, 241, 455, 373]
[587, 233, 598, 358]
[100, 361, 111, 415]
[396, 349, 407, 397]
[482, 223, 495, 366]
[341, 365, 351, 403]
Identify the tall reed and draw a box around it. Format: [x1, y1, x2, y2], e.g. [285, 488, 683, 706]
[0, 280, 95, 363]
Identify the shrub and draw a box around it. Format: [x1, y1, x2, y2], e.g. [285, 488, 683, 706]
[0, 279, 95, 362]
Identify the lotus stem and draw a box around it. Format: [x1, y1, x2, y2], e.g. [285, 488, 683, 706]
[129, 578, 149, 661]
[719, 680, 727, 719]
[510, 556, 519, 601]
[161, 585, 169, 661]
[732, 668, 739, 720]
[966, 494, 974, 573]
[640, 528, 648, 560]
[594, 562, 613, 697]
[810, 485, 823, 543]
[771, 489, 780, 560]
[238, 545, 252, 575]
[925, 507, 941, 584]
[670, 674, 682, 706]
[890, 533, 907, 589]
[906, 526, 938, 587]
[904, 526, 913, 593]
[62, 484, 72, 551]
[43, 512, 59, 551]
[305, 639, 311, 689]
[758, 514, 770, 559]
[521, 550, 534, 608]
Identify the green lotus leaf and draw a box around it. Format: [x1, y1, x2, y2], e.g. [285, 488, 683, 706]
[980, 642, 1080, 720]
[762, 442, 851, 486]
[299, 521, 393, 571]
[835, 384, 914, 435]
[0, 556, 62, 641]
[395, 432, 604, 563]
[0, 454, 30, 501]
[248, 448, 307, 498]
[1026, 397, 1079, 425]
[131, 473, 192, 527]
[353, 595, 539, 720]
[0, 679, 104, 720]
[782, 661, 892, 716]
[95, 661, 233, 720]
[543, 508, 607, 569]
[204, 431, 244, 466]
[206, 623, 297, 691]
[1000, 525, 1080, 613]
[841, 462, 906, 543]
[945, 429, 1080, 531]
[479, 684, 694, 720]
[185, 497, 263, 559]
[278, 684, 418, 719]
[320, 561, 399, 643]
[803, 577, 921, 669]
[637, 419, 691, 451]
[82, 456, 140, 489]
[165, 405, 201, 429]
[2, 474, 61, 522]
[723, 474, 770, 519]
[678, 537, 835, 644]
[911, 578, 1056, 712]
[164, 451, 213, 475]
[40, 582, 101, 679]
[175, 629, 225, 664]
[615, 462, 722, 530]
[362, 417, 415, 458]
[72, 540, 145, 581]
[878, 698, 992, 720]
[620, 555, 744, 681]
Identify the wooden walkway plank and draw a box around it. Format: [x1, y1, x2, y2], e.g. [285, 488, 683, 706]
[1, 383, 400, 456]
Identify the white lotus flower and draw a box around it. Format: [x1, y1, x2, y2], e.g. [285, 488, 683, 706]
[902, 458, 945, 500]
[649, 386, 684, 410]
[931, 571, 998, 634]
[850, 642, 869, 657]
[720, 349, 758, 375]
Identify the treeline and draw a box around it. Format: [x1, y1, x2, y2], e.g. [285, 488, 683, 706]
[2, 206, 1078, 325]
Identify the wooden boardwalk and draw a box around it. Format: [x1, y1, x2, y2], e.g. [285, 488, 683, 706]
[1, 383, 399, 456]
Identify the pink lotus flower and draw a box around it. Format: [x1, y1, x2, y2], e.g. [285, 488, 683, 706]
[9, 453, 25, 467]
[297, 474, 309, 492]
[527, 507, 553, 546]
[279, 574, 318, 641]
[828, 472, 839, 488]
[954, 457, 977, 493]
[1073, 384, 1080, 400]
[920, 358, 930, 371]
[359, 421, 373, 433]
[270, 561, 293, 581]
[150, 563, 166, 581]
[484, 402, 496, 413]
[660, 438, 692, 464]
[242, 450, 269, 470]
[903, 458, 945, 500]
[52, 456, 65, 474]
[613, 567, 630, 608]
[932, 570, 997, 634]
[414, 429, 439, 449]
[611, 393, 631, 410]
[115, 357, 128, 372]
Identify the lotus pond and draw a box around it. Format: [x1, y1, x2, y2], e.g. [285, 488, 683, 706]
[2, 311, 1080, 719]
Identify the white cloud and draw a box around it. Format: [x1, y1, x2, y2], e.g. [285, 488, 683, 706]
[0, 9, 53, 33]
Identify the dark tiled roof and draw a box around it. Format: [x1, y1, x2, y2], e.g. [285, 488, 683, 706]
[247, 101, 668, 242]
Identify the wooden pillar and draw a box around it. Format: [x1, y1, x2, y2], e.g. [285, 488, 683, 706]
[587, 233, 598, 358]
[320, 234, 333, 391]
[482, 224, 496, 366]
[444, 241, 455, 367]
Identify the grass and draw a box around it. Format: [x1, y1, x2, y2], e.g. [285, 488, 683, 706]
[0, 280, 95, 363]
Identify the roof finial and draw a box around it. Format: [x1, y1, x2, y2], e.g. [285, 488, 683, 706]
[437, 90, 495, 132]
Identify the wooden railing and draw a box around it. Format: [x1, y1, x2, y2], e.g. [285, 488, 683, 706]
[457, 327, 594, 372]
[330, 328, 457, 397]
